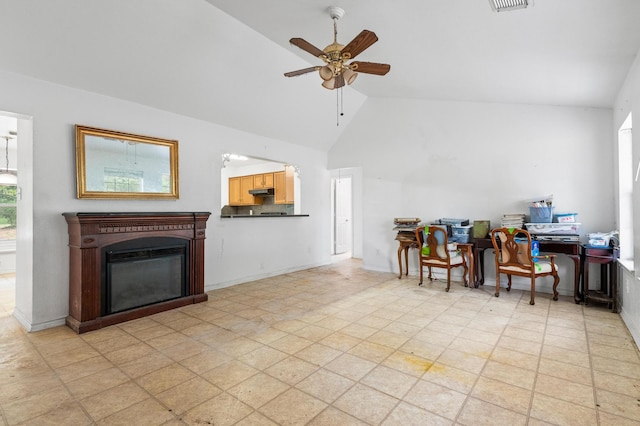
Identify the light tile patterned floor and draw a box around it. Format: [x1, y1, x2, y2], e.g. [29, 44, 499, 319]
[1, 261, 640, 425]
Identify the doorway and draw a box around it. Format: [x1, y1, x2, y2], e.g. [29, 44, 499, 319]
[0, 114, 18, 313]
[331, 173, 352, 259]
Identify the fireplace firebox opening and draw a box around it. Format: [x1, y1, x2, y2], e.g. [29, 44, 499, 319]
[103, 237, 189, 315]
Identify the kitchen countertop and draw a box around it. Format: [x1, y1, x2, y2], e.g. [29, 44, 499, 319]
[220, 214, 309, 218]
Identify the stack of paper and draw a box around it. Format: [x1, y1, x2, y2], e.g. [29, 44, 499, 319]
[501, 213, 525, 228]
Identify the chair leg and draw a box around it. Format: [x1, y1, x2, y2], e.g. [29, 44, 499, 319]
[428, 266, 433, 282]
[507, 275, 512, 292]
[446, 269, 451, 292]
[552, 273, 559, 301]
[495, 275, 500, 297]
[418, 264, 423, 286]
[530, 277, 535, 305]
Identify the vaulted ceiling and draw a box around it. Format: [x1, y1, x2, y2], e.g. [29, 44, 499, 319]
[2, 0, 640, 151]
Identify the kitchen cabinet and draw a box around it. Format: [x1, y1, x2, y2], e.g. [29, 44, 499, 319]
[253, 173, 274, 189]
[274, 166, 294, 204]
[229, 175, 262, 206]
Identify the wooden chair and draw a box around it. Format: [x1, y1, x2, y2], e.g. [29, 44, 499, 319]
[415, 226, 468, 291]
[490, 227, 559, 305]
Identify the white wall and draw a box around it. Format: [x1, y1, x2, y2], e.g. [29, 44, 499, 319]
[329, 97, 614, 297]
[0, 70, 331, 331]
[614, 47, 640, 343]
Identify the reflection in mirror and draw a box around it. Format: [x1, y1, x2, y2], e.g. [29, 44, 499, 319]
[76, 125, 179, 199]
[221, 153, 300, 216]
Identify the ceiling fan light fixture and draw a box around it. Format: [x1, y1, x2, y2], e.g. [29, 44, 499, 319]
[343, 68, 358, 85]
[319, 65, 334, 81]
[489, 0, 528, 12]
[321, 78, 336, 90]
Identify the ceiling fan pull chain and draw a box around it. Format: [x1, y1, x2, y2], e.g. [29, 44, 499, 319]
[336, 88, 339, 126]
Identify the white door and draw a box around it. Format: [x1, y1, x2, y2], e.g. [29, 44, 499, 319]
[333, 176, 352, 255]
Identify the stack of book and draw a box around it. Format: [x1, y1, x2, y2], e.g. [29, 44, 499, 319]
[393, 218, 421, 243]
[501, 213, 525, 228]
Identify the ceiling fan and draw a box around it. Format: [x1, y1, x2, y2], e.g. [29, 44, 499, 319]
[284, 6, 390, 90]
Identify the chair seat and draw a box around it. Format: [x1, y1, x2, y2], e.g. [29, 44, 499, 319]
[500, 262, 556, 274]
[427, 254, 464, 266]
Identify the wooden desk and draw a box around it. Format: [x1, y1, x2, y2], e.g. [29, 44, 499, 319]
[474, 238, 581, 301]
[582, 246, 619, 312]
[395, 228, 419, 279]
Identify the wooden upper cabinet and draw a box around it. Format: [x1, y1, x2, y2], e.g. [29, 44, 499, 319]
[253, 173, 274, 189]
[228, 177, 242, 205]
[229, 175, 263, 206]
[274, 166, 294, 204]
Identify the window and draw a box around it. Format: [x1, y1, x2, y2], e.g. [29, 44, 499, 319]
[0, 184, 16, 244]
[161, 173, 170, 193]
[103, 168, 143, 193]
[618, 113, 633, 265]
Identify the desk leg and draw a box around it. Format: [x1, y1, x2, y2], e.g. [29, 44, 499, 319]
[474, 247, 486, 286]
[397, 245, 403, 279]
[612, 261, 618, 313]
[464, 247, 474, 287]
[568, 254, 581, 304]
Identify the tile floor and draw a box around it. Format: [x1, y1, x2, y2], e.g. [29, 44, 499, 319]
[1, 260, 640, 425]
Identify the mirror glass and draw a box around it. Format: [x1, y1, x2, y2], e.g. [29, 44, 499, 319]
[76, 125, 179, 199]
[221, 154, 300, 216]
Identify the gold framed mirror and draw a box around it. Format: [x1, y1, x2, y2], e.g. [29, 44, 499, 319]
[75, 125, 179, 199]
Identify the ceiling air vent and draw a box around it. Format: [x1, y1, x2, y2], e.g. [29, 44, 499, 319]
[489, 0, 528, 12]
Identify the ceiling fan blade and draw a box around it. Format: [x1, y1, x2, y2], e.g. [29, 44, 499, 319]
[349, 61, 390, 75]
[341, 30, 378, 60]
[334, 73, 345, 89]
[284, 66, 320, 77]
[289, 38, 326, 58]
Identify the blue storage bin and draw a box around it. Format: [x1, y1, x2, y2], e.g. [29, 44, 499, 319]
[529, 206, 553, 223]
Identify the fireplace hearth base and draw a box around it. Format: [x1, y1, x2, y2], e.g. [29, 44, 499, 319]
[63, 212, 210, 334]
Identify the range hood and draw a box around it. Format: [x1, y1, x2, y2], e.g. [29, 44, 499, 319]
[248, 188, 274, 196]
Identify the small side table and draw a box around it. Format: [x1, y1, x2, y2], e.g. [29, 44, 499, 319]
[395, 229, 419, 279]
[457, 242, 475, 287]
[582, 246, 619, 312]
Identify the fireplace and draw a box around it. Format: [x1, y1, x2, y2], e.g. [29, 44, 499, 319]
[63, 212, 210, 333]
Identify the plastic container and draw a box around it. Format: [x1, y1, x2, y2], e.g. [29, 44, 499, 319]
[531, 240, 540, 256]
[456, 234, 470, 243]
[529, 206, 553, 223]
[452, 225, 473, 235]
[438, 218, 470, 226]
[588, 232, 611, 247]
[555, 213, 577, 223]
[525, 223, 581, 235]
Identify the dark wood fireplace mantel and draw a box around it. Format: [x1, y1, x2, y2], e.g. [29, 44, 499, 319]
[63, 212, 211, 333]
